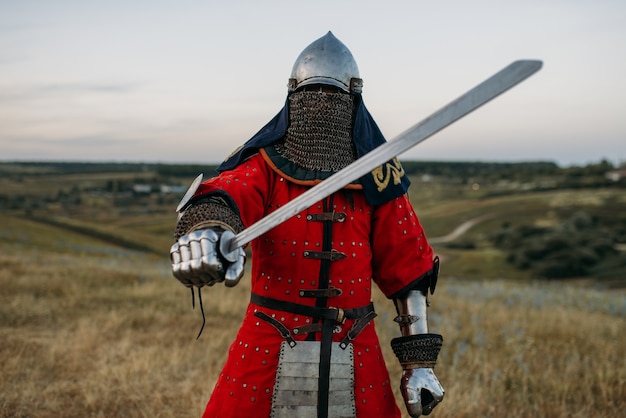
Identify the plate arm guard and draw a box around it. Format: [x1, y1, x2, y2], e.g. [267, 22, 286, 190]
[391, 256, 439, 334]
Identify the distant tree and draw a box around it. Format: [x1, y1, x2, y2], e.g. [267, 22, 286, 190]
[491, 210, 622, 279]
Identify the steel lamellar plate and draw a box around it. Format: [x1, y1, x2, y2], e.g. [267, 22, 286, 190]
[276, 90, 356, 173]
[271, 341, 356, 418]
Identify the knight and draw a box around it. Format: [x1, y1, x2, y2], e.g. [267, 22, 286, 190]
[170, 31, 445, 418]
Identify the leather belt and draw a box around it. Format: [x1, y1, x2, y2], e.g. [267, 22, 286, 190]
[251, 293, 374, 322]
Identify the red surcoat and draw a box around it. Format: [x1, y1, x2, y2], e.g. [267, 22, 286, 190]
[196, 152, 435, 417]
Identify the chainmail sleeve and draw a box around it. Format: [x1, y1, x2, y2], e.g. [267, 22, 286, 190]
[174, 195, 245, 240]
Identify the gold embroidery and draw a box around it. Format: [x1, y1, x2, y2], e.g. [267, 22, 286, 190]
[371, 158, 405, 192]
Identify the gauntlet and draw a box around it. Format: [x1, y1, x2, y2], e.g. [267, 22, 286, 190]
[171, 195, 246, 288]
[171, 228, 245, 287]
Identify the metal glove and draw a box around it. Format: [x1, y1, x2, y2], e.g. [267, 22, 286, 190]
[170, 228, 245, 288]
[401, 367, 445, 416]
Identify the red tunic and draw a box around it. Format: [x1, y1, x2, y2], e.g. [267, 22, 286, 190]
[196, 152, 435, 418]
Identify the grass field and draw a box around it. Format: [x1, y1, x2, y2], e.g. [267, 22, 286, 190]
[1, 210, 624, 418]
[1, 164, 624, 417]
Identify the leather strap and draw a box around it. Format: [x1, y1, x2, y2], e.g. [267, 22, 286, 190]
[298, 287, 343, 298]
[303, 249, 346, 261]
[339, 310, 378, 349]
[306, 211, 347, 222]
[318, 315, 334, 418]
[254, 311, 297, 348]
[292, 323, 323, 335]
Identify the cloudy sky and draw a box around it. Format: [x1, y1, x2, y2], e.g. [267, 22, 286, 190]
[1, 0, 624, 167]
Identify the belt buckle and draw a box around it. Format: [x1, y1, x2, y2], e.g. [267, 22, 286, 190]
[331, 306, 346, 324]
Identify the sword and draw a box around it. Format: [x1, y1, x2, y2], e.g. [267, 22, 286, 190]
[226, 59, 542, 252]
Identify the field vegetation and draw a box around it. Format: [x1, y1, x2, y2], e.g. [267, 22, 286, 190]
[0, 161, 624, 417]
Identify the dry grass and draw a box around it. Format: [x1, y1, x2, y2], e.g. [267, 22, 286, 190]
[389, 280, 626, 418]
[1, 214, 624, 418]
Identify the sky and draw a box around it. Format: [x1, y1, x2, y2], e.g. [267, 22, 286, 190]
[1, 0, 625, 167]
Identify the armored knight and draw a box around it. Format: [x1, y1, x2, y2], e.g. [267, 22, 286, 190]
[171, 32, 444, 418]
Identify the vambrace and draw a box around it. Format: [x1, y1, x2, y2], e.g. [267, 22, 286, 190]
[391, 257, 443, 369]
[391, 289, 443, 368]
[174, 194, 245, 239]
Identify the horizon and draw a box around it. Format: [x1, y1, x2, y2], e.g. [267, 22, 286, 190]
[0, 156, 620, 169]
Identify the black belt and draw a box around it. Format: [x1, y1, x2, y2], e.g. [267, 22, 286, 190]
[250, 293, 374, 323]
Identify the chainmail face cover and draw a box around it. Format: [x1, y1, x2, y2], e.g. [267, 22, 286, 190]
[275, 90, 356, 172]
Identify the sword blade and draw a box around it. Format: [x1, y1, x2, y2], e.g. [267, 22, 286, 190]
[228, 59, 542, 251]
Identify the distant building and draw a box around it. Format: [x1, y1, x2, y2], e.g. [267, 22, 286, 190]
[159, 184, 186, 194]
[132, 184, 152, 194]
[605, 170, 626, 182]
[131, 183, 192, 195]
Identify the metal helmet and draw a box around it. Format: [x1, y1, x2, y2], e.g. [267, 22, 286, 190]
[288, 31, 363, 93]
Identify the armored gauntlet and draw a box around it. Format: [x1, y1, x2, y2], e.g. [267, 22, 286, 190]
[170, 195, 246, 288]
[392, 260, 444, 416]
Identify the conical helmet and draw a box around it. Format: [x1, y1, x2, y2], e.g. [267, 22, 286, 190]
[288, 31, 363, 93]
